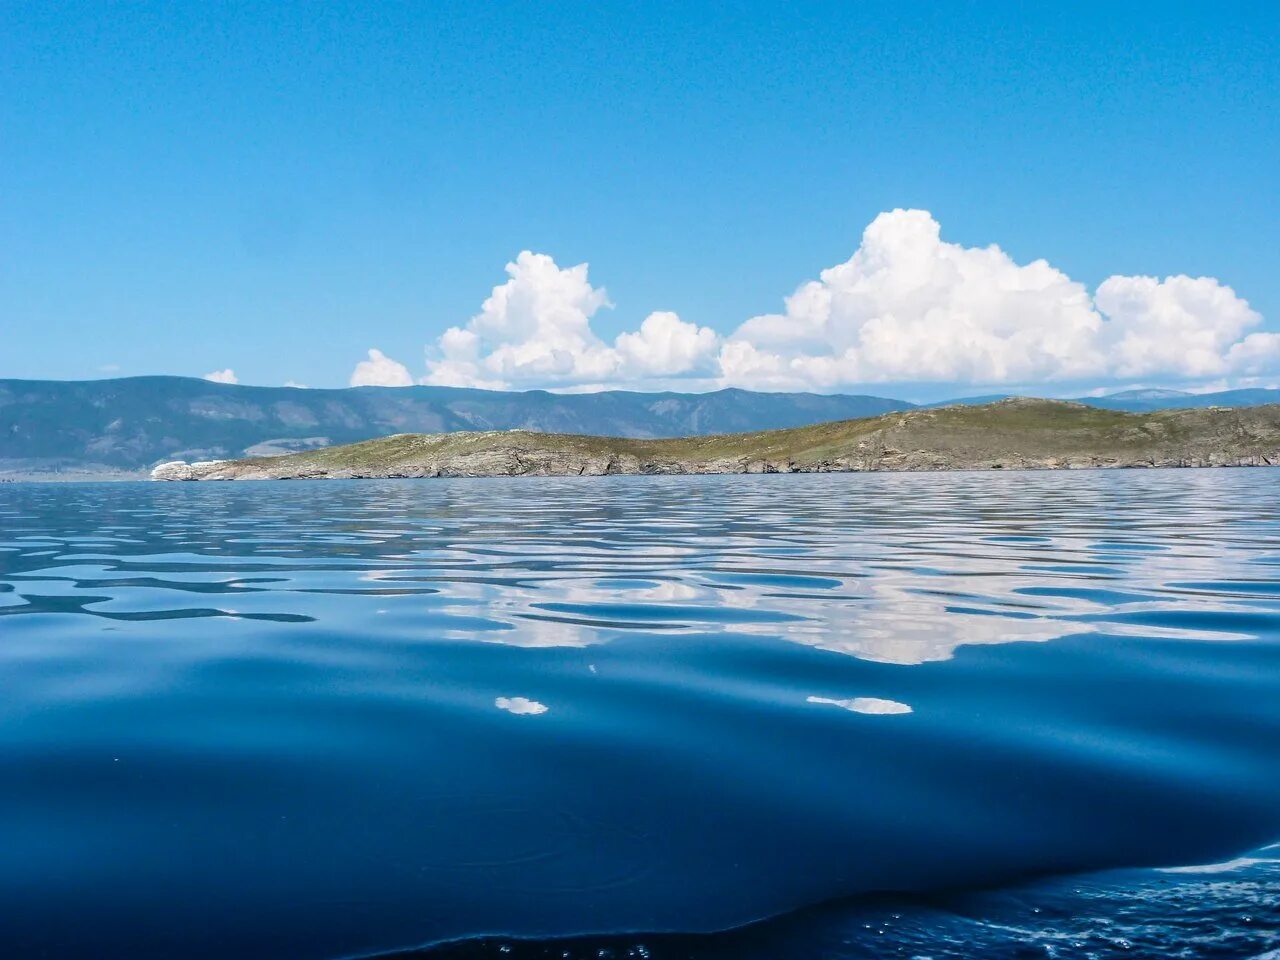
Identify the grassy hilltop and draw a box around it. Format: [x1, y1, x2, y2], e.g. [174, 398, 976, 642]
[7, 376, 1280, 480]
[150, 399, 1280, 480]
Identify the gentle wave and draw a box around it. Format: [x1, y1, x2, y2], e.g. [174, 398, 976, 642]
[365, 846, 1280, 959]
[1, 470, 1278, 958]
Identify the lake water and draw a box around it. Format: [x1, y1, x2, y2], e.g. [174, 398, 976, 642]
[2, 471, 1279, 959]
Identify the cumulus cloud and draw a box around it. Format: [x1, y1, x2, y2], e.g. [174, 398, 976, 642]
[203, 368, 238, 384]
[717, 209, 1273, 390]
[1226, 335, 1280, 376]
[420, 251, 718, 390]
[615, 311, 720, 378]
[350, 348, 413, 387]
[351, 210, 1273, 393]
[1094, 274, 1266, 378]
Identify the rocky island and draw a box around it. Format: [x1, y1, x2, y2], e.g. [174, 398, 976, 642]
[150, 398, 1280, 481]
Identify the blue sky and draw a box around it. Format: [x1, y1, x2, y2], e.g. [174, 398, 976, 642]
[2, 1, 1277, 399]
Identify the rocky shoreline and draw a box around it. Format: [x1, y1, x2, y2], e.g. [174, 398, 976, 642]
[149, 447, 1277, 481]
[150, 399, 1280, 481]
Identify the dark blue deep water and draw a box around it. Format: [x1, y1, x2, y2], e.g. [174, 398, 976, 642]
[2, 471, 1279, 959]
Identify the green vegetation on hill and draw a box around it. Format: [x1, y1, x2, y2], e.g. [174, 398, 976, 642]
[0, 376, 907, 478]
[152, 399, 1280, 480]
[8, 376, 1280, 479]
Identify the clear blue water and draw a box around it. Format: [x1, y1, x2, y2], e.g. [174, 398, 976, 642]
[2, 471, 1278, 959]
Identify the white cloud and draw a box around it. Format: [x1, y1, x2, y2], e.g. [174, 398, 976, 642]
[421, 251, 718, 389]
[717, 210, 1273, 390]
[722, 209, 1107, 388]
[351, 210, 1273, 393]
[1094, 274, 1265, 379]
[350, 348, 413, 387]
[615, 310, 719, 378]
[203, 368, 238, 384]
[1226, 336, 1280, 377]
[424, 251, 614, 388]
[283, 380, 309, 389]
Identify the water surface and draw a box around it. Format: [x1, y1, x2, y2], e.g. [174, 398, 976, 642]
[2, 471, 1279, 958]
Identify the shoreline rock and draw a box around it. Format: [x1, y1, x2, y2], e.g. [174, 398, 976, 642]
[150, 399, 1280, 482]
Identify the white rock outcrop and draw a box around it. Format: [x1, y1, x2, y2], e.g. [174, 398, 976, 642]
[150, 460, 228, 481]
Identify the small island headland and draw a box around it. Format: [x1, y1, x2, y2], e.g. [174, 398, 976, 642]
[150, 398, 1280, 481]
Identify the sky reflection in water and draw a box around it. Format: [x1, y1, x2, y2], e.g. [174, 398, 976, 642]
[1, 470, 1278, 959]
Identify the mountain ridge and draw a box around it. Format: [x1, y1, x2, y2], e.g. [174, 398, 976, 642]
[4, 376, 1279, 479]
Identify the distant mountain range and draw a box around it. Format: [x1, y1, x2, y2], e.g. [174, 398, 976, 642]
[934, 387, 1280, 412]
[2, 376, 1278, 479]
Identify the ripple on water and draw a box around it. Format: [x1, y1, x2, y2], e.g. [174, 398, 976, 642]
[0, 470, 1278, 960]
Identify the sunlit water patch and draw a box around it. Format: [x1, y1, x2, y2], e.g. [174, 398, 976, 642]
[1, 470, 1278, 959]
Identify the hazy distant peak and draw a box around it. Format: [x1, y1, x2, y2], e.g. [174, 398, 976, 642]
[1105, 388, 1192, 400]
